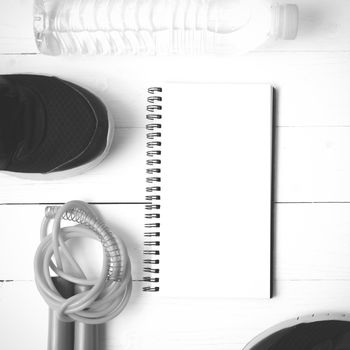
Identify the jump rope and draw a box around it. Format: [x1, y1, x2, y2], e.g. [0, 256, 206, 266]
[34, 200, 132, 350]
[34, 200, 350, 350]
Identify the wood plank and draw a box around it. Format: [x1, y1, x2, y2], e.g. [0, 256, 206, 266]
[0, 204, 145, 281]
[3, 126, 350, 204]
[276, 203, 350, 280]
[263, 0, 350, 52]
[1, 3, 350, 350]
[1, 280, 350, 350]
[0, 1, 37, 54]
[0, 128, 145, 203]
[2, 0, 350, 53]
[2, 203, 350, 282]
[1, 52, 350, 127]
[278, 127, 350, 202]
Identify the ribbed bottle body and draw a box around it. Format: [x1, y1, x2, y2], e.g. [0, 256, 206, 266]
[33, 0, 276, 55]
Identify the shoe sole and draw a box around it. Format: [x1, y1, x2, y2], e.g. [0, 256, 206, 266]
[243, 312, 350, 350]
[1, 109, 115, 180]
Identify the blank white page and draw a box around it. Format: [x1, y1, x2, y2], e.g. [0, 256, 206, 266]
[159, 83, 273, 298]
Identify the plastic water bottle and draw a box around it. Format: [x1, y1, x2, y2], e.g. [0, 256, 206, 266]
[33, 0, 299, 56]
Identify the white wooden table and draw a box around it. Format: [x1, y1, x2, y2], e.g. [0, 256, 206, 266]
[1, 0, 350, 349]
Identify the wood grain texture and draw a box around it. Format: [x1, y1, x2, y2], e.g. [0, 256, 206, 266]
[0, 204, 145, 280]
[0, 128, 145, 203]
[1, 203, 350, 281]
[1, 0, 350, 349]
[1, 280, 350, 350]
[264, 0, 350, 52]
[2, 126, 350, 203]
[276, 203, 350, 280]
[2, 0, 350, 54]
[1, 53, 350, 127]
[0, 1, 37, 54]
[278, 127, 350, 202]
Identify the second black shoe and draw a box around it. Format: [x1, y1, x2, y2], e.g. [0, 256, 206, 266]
[244, 314, 350, 350]
[0, 74, 114, 179]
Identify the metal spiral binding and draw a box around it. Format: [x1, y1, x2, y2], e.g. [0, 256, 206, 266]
[144, 87, 162, 292]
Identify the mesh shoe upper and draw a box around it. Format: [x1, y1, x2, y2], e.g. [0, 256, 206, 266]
[0, 74, 109, 174]
[250, 321, 350, 350]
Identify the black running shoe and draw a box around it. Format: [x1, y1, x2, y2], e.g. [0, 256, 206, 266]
[0, 74, 114, 179]
[244, 314, 350, 350]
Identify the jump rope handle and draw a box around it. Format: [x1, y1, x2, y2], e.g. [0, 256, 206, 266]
[48, 279, 100, 350]
[74, 284, 99, 350]
[48, 277, 75, 350]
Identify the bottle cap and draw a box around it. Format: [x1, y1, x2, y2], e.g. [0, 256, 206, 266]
[274, 4, 299, 40]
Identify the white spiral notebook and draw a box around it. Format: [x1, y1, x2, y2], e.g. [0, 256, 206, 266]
[143, 83, 274, 298]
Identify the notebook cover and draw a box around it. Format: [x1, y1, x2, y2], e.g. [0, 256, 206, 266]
[144, 83, 274, 298]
